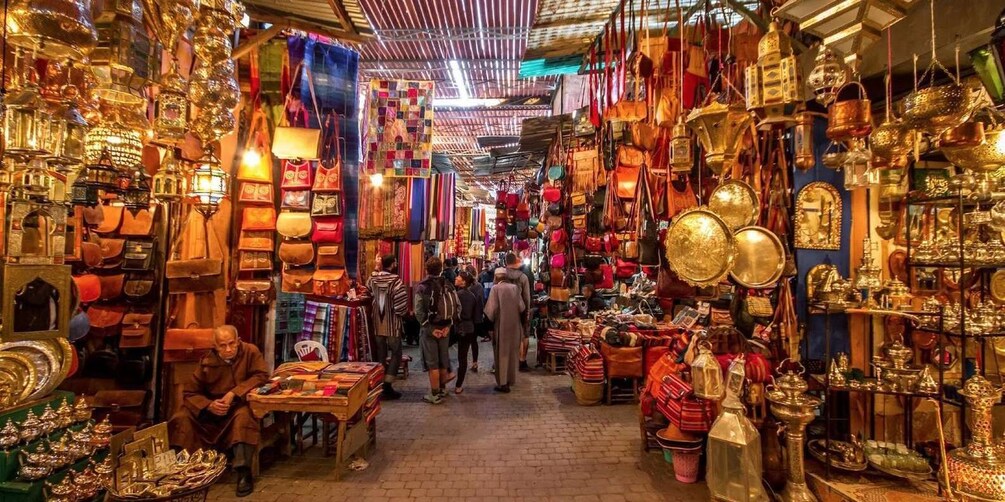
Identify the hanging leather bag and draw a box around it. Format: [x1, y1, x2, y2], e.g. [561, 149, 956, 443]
[233, 280, 276, 305]
[163, 324, 215, 363]
[278, 240, 314, 266]
[272, 64, 322, 161]
[122, 240, 155, 271]
[165, 218, 224, 293]
[120, 312, 155, 348]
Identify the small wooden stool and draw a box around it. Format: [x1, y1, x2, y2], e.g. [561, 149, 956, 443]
[605, 377, 640, 405]
[545, 352, 568, 374]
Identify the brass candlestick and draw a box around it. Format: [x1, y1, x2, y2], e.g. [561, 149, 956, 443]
[766, 363, 822, 502]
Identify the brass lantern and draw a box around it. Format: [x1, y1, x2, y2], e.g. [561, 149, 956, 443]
[81, 148, 119, 193]
[5, 0, 98, 62]
[84, 106, 146, 168]
[670, 118, 693, 173]
[152, 150, 184, 201]
[774, 0, 916, 63]
[687, 99, 753, 175]
[89, 0, 160, 107]
[70, 165, 100, 206]
[691, 341, 724, 400]
[121, 164, 151, 211]
[153, 68, 189, 143]
[745, 21, 803, 128]
[793, 111, 815, 170]
[871, 117, 912, 168]
[46, 86, 90, 170]
[806, 46, 848, 105]
[4, 78, 52, 158]
[12, 158, 54, 202]
[843, 139, 879, 190]
[707, 355, 768, 502]
[188, 149, 228, 217]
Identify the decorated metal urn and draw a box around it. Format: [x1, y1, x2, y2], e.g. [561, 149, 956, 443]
[766, 362, 821, 502]
[946, 374, 1005, 500]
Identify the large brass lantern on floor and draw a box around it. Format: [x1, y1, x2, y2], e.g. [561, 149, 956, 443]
[745, 21, 802, 128]
[687, 99, 753, 175]
[5, 0, 98, 62]
[707, 355, 769, 502]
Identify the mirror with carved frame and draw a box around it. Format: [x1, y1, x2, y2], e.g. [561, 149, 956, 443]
[795, 182, 841, 250]
[6, 202, 66, 264]
[2, 264, 72, 341]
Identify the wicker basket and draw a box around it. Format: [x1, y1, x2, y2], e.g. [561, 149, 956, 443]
[572, 377, 604, 405]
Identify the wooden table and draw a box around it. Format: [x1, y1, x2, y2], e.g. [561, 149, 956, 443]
[247, 377, 372, 480]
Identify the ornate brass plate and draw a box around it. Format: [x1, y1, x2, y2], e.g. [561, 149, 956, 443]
[795, 181, 842, 250]
[730, 226, 785, 288]
[991, 270, 1005, 304]
[664, 208, 735, 287]
[0, 351, 37, 407]
[708, 180, 759, 231]
[0, 341, 58, 400]
[42, 338, 73, 393]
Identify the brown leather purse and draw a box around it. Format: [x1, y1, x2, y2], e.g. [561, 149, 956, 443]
[281, 268, 314, 293]
[313, 268, 350, 296]
[122, 240, 155, 271]
[316, 245, 345, 268]
[239, 251, 272, 272]
[238, 231, 274, 252]
[233, 280, 275, 305]
[98, 274, 125, 301]
[614, 146, 644, 200]
[95, 205, 123, 234]
[165, 219, 224, 294]
[276, 212, 313, 238]
[242, 207, 277, 231]
[72, 274, 101, 303]
[238, 182, 274, 204]
[124, 274, 156, 299]
[600, 343, 644, 378]
[278, 241, 314, 266]
[82, 205, 104, 226]
[81, 240, 102, 268]
[120, 209, 154, 236]
[88, 305, 126, 335]
[99, 238, 126, 268]
[120, 312, 155, 348]
[163, 325, 214, 363]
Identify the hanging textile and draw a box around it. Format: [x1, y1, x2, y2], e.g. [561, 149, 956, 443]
[365, 79, 435, 178]
[300, 299, 372, 362]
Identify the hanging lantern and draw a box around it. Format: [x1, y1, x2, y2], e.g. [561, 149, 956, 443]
[806, 47, 848, 105]
[690, 341, 724, 400]
[121, 163, 151, 211]
[968, 7, 1005, 105]
[827, 82, 873, 141]
[942, 111, 1005, 173]
[5, 0, 98, 62]
[153, 68, 189, 143]
[70, 164, 100, 207]
[47, 86, 90, 170]
[81, 148, 120, 194]
[793, 111, 815, 170]
[670, 118, 693, 173]
[4, 77, 53, 158]
[188, 149, 229, 217]
[152, 150, 185, 201]
[687, 100, 753, 175]
[707, 355, 768, 502]
[843, 139, 879, 190]
[88, 0, 159, 107]
[12, 158, 54, 202]
[745, 21, 803, 128]
[84, 106, 146, 168]
[774, 0, 915, 63]
[870, 117, 912, 168]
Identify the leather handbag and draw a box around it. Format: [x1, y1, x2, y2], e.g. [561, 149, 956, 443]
[278, 240, 314, 266]
[233, 280, 275, 305]
[124, 274, 155, 299]
[99, 238, 126, 268]
[313, 268, 350, 296]
[313, 165, 342, 192]
[597, 264, 615, 289]
[120, 209, 154, 236]
[81, 241, 102, 268]
[312, 218, 343, 243]
[543, 185, 562, 203]
[237, 109, 274, 182]
[238, 182, 274, 204]
[280, 160, 314, 189]
[122, 240, 155, 271]
[82, 205, 104, 226]
[317, 245, 345, 268]
[163, 325, 215, 363]
[88, 305, 125, 336]
[572, 214, 587, 230]
[615, 257, 638, 279]
[281, 189, 311, 210]
[238, 230, 274, 251]
[601, 343, 643, 378]
[281, 268, 314, 293]
[276, 212, 313, 238]
[631, 121, 659, 152]
[95, 205, 123, 234]
[311, 193, 342, 217]
[98, 274, 125, 301]
[550, 253, 566, 269]
[585, 236, 604, 253]
[242, 207, 277, 231]
[165, 219, 224, 294]
[239, 251, 272, 271]
[313, 113, 343, 192]
[272, 65, 322, 161]
[614, 146, 644, 199]
[120, 312, 154, 348]
[72, 274, 101, 303]
[571, 148, 602, 194]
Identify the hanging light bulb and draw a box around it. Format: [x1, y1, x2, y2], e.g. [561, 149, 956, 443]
[241, 148, 261, 169]
[370, 172, 384, 188]
[188, 149, 229, 217]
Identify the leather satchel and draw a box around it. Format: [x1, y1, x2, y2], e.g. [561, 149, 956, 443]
[242, 207, 277, 231]
[600, 343, 643, 378]
[279, 159, 314, 188]
[120, 312, 155, 348]
[238, 182, 274, 204]
[88, 305, 126, 335]
[238, 231, 274, 251]
[124, 274, 155, 299]
[273, 68, 322, 161]
[163, 326, 215, 363]
[281, 189, 311, 210]
[81, 241, 102, 268]
[614, 146, 644, 200]
[313, 268, 350, 296]
[99, 238, 126, 268]
[82, 205, 104, 226]
[72, 274, 101, 303]
[165, 222, 224, 293]
[239, 251, 272, 271]
[276, 212, 313, 238]
[313, 165, 342, 193]
[233, 280, 275, 305]
[311, 193, 342, 217]
[281, 268, 314, 293]
[121, 209, 154, 236]
[278, 241, 314, 266]
[316, 245, 345, 267]
[122, 240, 155, 271]
[98, 274, 125, 301]
[95, 205, 123, 234]
[311, 218, 343, 243]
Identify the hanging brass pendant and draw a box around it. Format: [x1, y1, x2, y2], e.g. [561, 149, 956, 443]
[6, 0, 98, 62]
[870, 118, 912, 168]
[686, 100, 753, 175]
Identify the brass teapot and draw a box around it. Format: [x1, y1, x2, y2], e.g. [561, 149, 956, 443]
[19, 410, 42, 444]
[0, 420, 20, 449]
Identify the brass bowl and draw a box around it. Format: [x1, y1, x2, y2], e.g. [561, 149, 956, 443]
[943, 128, 1005, 172]
[903, 83, 971, 136]
[871, 118, 912, 163]
[827, 98, 872, 140]
[940, 120, 986, 149]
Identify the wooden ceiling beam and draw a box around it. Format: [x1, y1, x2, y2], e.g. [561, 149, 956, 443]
[232, 23, 287, 60]
[325, 0, 358, 36]
[243, 4, 371, 43]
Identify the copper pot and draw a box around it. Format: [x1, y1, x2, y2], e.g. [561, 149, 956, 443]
[943, 128, 1005, 173]
[940, 120, 986, 150]
[903, 83, 971, 136]
[827, 82, 872, 140]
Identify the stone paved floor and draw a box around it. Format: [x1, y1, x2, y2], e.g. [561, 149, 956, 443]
[209, 340, 709, 501]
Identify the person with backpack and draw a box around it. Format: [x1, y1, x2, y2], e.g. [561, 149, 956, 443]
[415, 257, 459, 404]
[366, 255, 409, 400]
[485, 268, 526, 393]
[453, 272, 482, 394]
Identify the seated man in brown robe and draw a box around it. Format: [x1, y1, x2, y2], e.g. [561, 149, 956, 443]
[168, 325, 268, 497]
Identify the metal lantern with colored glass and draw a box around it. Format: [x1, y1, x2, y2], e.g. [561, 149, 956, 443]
[745, 21, 803, 128]
[806, 47, 848, 105]
[154, 69, 189, 143]
[969, 7, 1005, 105]
[46, 86, 90, 170]
[152, 150, 184, 201]
[70, 165, 99, 206]
[707, 355, 769, 502]
[4, 77, 53, 158]
[121, 163, 151, 211]
[793, 111, 815, 170]
[690, 341, 724, 400]
[84, 106, 146, 168]
[188, 150, 228, 216]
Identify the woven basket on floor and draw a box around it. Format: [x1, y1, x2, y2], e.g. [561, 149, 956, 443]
[572, 377, 604, 405]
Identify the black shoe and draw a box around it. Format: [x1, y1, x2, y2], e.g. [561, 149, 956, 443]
[236, 467, 253, 497]
[493, 386, 506, 393]
[519, 361, 530, 372]
[501, 385, 511, 393]
[382, 383, 402, 401]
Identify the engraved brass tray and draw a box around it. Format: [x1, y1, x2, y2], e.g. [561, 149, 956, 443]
[664, 208, 735, 287]
[41, 338, 72, 395]
[731, 226, 785, 289]
[708, 180, 759, 231]
[0, 351, 37, 407]
[0, 341, 59, 400]
[991, 270, 1005, 305]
